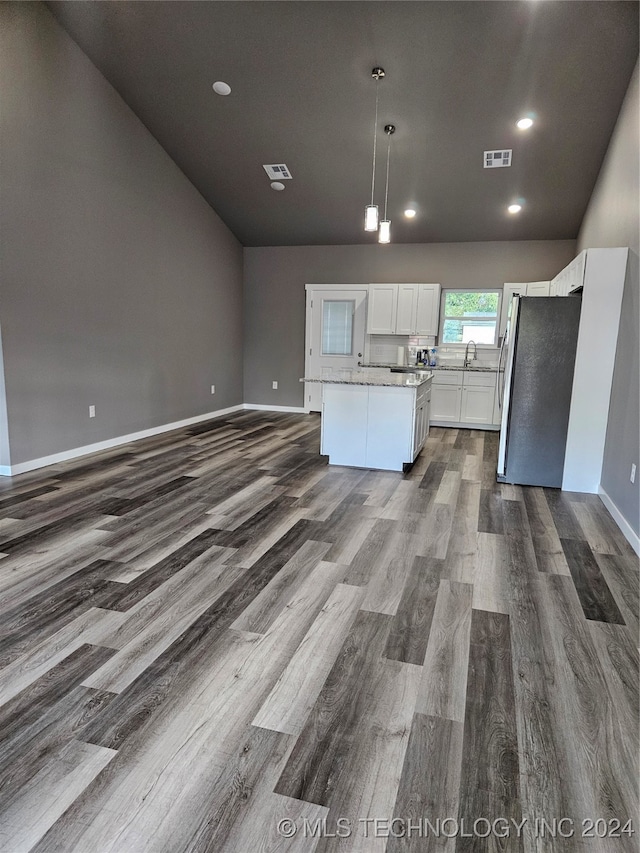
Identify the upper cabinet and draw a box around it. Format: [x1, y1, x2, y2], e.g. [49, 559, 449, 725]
[367, 285, 398, 334]
[414, 284, 440, 335]
[367, 283, 441, 336]
[395, 285, 420, 335]
[500, 283, 527, 336]
[551, 251, 587, 296]
[500, 280, 551, 335]
[525, 281, 551, 297]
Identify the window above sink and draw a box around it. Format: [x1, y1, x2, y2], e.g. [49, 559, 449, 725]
[440, 289, 501, 347]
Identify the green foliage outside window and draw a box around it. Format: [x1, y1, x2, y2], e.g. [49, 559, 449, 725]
[444, 291, 498, 317]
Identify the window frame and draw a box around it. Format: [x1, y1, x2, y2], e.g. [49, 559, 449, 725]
[439, 288, 502, 348]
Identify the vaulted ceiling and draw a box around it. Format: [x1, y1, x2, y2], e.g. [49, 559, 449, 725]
[47, 1, 638, 247]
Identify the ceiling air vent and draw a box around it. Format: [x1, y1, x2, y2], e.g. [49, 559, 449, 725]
[484, 150, 512, 168]
[263, 164, 293, 180]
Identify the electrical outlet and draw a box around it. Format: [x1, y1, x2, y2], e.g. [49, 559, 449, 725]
[89, 405, 96, 418]
[631, 463, 636, 484]
[272, 381, 278, 390]
[211, 385, 215, 394]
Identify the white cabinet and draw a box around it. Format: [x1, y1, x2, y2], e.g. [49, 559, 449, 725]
[431, 372, 463, 421]
[396, 285, 419, 335]
[563, 248, 627, 493]
[367, 283, 440, 335]
[367, 285, 398, 334]
[500, 281, 551, 334]
[526, 281, 551, 297]
[551, 251, 586, 297]
[321, 380, 432, 471]
[430, 370, 497, 428]
[500, 283, 528, 336]
[460, 372, 496, 424]
[412, 383, 431, 458]
[414, 284, 440, 335]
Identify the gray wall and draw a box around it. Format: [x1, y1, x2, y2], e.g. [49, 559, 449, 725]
[578, 61, 639, 536]
[0, 3, 243, 465]
[243, 240, 576, 406]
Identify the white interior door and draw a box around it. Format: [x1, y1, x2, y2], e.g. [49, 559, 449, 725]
[305, 287, 367, 412]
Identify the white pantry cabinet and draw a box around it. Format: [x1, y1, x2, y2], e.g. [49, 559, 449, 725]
[367, 284, 440, 335]
[562, 248, 627, 493]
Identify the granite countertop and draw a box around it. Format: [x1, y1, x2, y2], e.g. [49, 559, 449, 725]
[359, 362, 499, 373]
[301, 370, 432, 388]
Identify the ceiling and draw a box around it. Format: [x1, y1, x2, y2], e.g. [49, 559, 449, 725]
[47, 1, 638, 248]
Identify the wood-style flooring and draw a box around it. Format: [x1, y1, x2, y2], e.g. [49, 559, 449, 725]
[0, 411, 637, 852]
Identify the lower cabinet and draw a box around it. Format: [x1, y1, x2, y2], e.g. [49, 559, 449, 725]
[430, 371, 498, 428]
[431, 381, 463, 421]
[461, 373, 496, 424]
[412, 385, 431, 458]
[321, 381, 431, 471]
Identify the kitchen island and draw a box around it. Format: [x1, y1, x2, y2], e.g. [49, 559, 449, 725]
[302, 370, 432, 471]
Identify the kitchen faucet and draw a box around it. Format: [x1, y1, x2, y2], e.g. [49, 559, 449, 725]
[464, 340, 478, 367]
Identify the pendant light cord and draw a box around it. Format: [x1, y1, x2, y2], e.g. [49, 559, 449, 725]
[383, 132, 391, 219]
[370, 82, 379, 207]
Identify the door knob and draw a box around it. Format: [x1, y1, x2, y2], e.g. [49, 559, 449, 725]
[358, 352, 362, 357]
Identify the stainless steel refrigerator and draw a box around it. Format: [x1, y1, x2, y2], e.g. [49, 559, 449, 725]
[496, 295, 582, 487]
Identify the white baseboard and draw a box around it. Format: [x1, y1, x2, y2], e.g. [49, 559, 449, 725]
[598, 486, 640, 556]
[0, 405, 244, 477]
[243, 403, 307, 414]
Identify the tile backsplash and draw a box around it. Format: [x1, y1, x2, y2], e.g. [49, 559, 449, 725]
[364, 334, 436, 365]
[364, 334, 499, 367]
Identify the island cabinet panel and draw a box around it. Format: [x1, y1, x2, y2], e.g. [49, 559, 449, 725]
[319, 379, 431, 471]
[366, 387, 415, 470]
[320, 385, 369, 467]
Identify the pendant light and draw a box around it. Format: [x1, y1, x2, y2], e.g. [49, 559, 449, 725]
[364, 67, 385, 231]
[378, 124, 395, 243]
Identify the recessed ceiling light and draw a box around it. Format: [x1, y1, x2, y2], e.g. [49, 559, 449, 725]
[271, 181, 285, 191]
[212, 81, 231, 96]
[508, 203, 522, 214]
[404, 208, 417, 219]
[516, 117, 534, 130]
